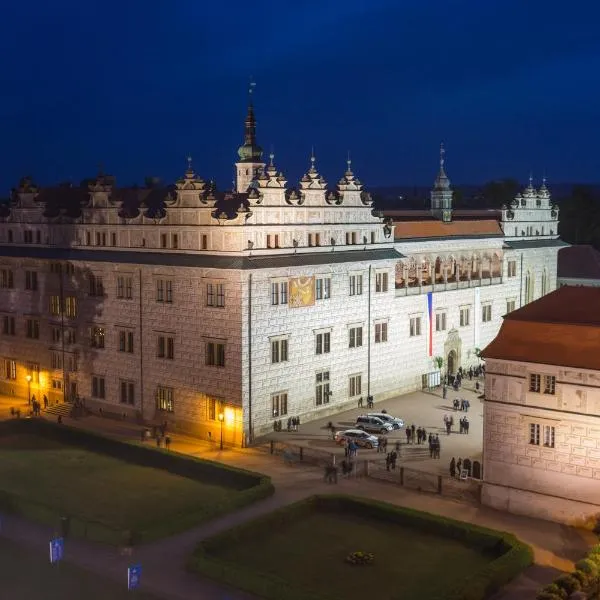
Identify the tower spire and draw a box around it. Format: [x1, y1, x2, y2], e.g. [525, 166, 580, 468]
[431, 142, 452, 222]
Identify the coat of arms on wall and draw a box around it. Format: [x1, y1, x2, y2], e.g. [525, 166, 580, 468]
[289, 276, 315, 308]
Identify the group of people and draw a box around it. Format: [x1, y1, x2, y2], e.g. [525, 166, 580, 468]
[404, 424, 428, 444]
[356, 396, 375, 409]
[428, 434, 442, 458]
[141, 421, 171, 450]
[272, 416, 301, 432]
[443, 413, 470, 435]
[449, 457, 465, 478]
[384, 450, 399, 470]
[452, 398, 470, 412]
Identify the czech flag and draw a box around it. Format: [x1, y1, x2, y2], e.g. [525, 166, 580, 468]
[427, 292, 433, 357]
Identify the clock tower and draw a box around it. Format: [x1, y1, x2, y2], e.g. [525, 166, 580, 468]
[235, 87, 265, 193]
[430, 143, 453, 222]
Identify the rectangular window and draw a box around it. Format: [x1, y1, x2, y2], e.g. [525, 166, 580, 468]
[349, 326, 363, 348]
[91, 376, 106, 399]
[371, 231, 376, 244]
[3, 316, 15, 336]
[156, 279, 173, 303]
[157, 335, 174, 359]
[156, 386, 174, 412]
[308, 233, 320, 247]
[315, 277, 331, 300]
[375, 321, 388, 343]
[409, 316, 422, 337]
[375, 272, 389, 293]
[26, 318, 40, 339]
[160, 233, 168, 249]
[89, 274, 104, 297]
[271, 338, 289, 363]
[201, 234, 208, 250]
[529, 373, 541, 393]
[51, 327, 61, 343]
[50, 296, 61, 316]
[543, 375, 556, 395]
[111, 232, 117, 246]
[119, 330, 134, 353]
[271, 280, 288, 305]
[52, 379, 62, 390]
[267, 234, 279, 249]
[507, 260, 517, 277]
[206, 341, 225, 367]
[208, 398, 216, 421]
[543, 425, 555, 448]
[26, 363, 40, 384]
[435, 312, 447, 332]
[85, 231, 91, 245]
[64, 329, 76, 345]
[349, 274, 363, 296]
[25, 271, 38, 291]
[117, 276, 133, 299]
[482, 304, 492, 323]
[166, 280, 173, 303]
[459, 307, 470, 327]
[4, 359, 16, 380]
[271, 392, 288, 417]
[506, 299, 516, 314]
[315, 331, 331, 355]
[171, 234, 178, 249]
[24, 231, 33, 244]
[51, 352, 62, 370]
[7, 230, 13, 243]
[64, 296, 77, 318]
[90, 327, 105, 349]
[207, 283, 225, 307]
[120, 380, 135, 405]
[349, 374, 362, 398]
[529, 423, 540, 446]
[1, 269, 14, 289]
[315, 370, 330, 406]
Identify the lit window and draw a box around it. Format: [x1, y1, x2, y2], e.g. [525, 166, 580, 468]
[156, 386, 174, 412]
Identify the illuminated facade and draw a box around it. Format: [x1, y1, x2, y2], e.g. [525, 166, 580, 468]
[0, 100, 564, 444]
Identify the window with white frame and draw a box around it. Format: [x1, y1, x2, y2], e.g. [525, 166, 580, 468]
[482, 303, 492, 323]
[435, 311, 447, 332]
[156, 386, 174, 412]
[349, 273, 363, 296]
[374, 321, 388, 343]
[375, 271, 389, 293]
[349, 374, 362, 398]
[315, 330, 331, 355]
[349, 326, 363, 348]
[529, 373, 557, 395]
[543, 375, 556, 395]
[315, 370, 330, 405]
[506, 260, 516, 278]
[205, 341, 225, 367]
[207, 282, 225, 307]
[409, 316, 421, 337]
[506, 299, 516, 314]
[529, 422, 555, 448]
[529, 373, 541, 393]
[271, 391, 288, 417]
[315, 277, 331, 300]
[271, 336, 289, 363]
[271, 279, 288, 305]
[459, 306, 470, 327]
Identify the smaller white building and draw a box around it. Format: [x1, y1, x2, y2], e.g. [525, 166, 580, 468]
[558, 245, 600, 287]
[481, 286, 600, 525]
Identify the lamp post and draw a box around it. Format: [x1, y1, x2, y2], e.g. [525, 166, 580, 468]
[25, 375, 32, 405]
[218, 413, 224, 450]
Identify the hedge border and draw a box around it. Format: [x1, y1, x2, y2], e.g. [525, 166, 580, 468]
[0, 419, 274, 544]
[188, 494, 533, 600]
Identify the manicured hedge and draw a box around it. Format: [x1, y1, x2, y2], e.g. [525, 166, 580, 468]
[0, 419, 274, 544]
[189, 494, 533, 600]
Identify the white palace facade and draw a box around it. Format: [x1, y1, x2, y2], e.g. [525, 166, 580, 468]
[0, 101, 566, 445]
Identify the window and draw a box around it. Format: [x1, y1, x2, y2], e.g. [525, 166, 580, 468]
[206, 341, 225, 367]
[375, 321, 388, 343]
[24, 231, 33, 243]
[271, 337, 289, 363]
[409, 316, 421, 337]
[25, 271, 38, 291]
[271, 392, 288, 417]
[7, 230, 13, 243]
[50, 296, 61, 316]
[375, 271, 389, 293]
[308, 233, 320, 247]
[89, 274, 104, 297]
[26, 319, 39, 339]
[345, 232, 358, 245]
[271, 280, 288, 305]
[315, 277, 331, 300]
[507, 260, 517, 277]
[315, 331, 331, 355]
[370, 231, 376, 244]
[85, 231, 91, 245]
[349, 273, 363, 296]
[349, 374, 362, 398]
[51, 352, 62, 370]
[64, 329, 76, 345]
[51, 327, 61, 343]
[1, 269, 14, 289]
[36, 230, 41, 244]
[160, 233, 167, 249]
[52, 379, 62, 390]
[201, 234, 208, 250]
[117, 276, 133, 299]
[4, 359, 16, 380]
[26, 363, 40, 383]
[207, 283, 225, 307]
[120, 380, 135, 405]
[529, 423, 556, 448]
[156, 279, 173, 303]
[459, 307, 470, 327]
[315, 370, 330, 405]
[92, 376, 106, 399]
[208, 398, 216, 420]
[543, 425, 555, 447]
[435, 312, 447, 332]
[267, 234, 279, 249]
[157, 335, 174, 359]
[119, 330, 134, 353]
[482, 304, 492, 323]
[543, 375, 556, 395]
[529, 374, 541, 393]
[506, 299, 516, 313]
[171, 234, 178, 249]
[90, 327, 105, 349]
[349, 326, 363, 348]
[3, 316, 15, 336]
[64, 296, 77, 318]
[111, 232, 117, 246]
[156, 386, 174, 412]
[529, 423, 540, 446]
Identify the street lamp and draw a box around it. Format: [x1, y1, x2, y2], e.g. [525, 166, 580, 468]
[218, 413, 224, 450]
[25, 375, 32, 405]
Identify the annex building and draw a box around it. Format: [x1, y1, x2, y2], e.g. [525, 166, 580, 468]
[481, 286, 600, 524]
[0, 100, 565, 445]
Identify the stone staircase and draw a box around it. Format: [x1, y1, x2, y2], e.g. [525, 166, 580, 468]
[44, 403, 74, 418]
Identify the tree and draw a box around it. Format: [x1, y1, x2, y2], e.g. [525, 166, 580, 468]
[480, 179, 520, 209]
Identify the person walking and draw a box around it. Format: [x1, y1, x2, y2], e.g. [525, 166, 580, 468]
[450, 457, 456, 478]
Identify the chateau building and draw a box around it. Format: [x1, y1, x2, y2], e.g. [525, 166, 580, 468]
[0, 100, 565, 445]
[481, 286, 600, 524]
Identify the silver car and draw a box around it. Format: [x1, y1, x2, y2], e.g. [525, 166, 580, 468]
[367, 412, 405, 429]
[355, 415, 394, 434]
[334, 429, 379, 449]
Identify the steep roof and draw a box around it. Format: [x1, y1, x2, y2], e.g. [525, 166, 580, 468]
[482, 287, 600, 370]
[558, 245, 600, 280]
[393, 219, 503, 241]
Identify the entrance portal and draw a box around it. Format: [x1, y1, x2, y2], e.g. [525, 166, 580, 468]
[447, 350, 457, 376]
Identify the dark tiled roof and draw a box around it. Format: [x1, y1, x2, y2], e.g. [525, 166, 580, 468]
[0, 245, 403, 270]
[558, 245, 600, 280]
[505, 239, 568, 250]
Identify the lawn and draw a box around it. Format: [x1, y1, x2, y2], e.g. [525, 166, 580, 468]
[0, 434, 241, 540]
[0, 537, 159, 600]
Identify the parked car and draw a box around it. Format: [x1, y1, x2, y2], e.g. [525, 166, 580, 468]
[367, 412, 404, 429]
[355, 415, 394, 434]
[334, 429, 379, 449]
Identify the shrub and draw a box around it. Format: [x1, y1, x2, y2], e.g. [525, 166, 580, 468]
[538, 583, 567, 599]
[571, 570, 589, 588]
[576, 558, 599, 576]
[554, 574, 581, 596]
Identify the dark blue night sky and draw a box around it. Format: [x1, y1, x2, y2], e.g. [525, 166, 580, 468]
[2, 0, 599, 193]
